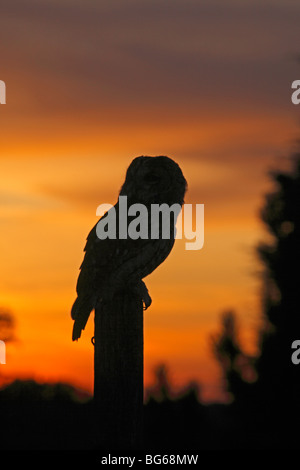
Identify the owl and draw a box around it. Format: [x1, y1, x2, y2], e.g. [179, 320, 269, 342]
[71, 155, 187, 341]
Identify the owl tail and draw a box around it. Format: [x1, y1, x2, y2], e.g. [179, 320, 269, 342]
[71, 295, 95, 341]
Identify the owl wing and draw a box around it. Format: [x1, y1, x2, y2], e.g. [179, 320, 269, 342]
[71, 208, 120, 340]
[71, 205, 177, 340]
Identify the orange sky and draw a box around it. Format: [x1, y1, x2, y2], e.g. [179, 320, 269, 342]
[1, 0, 300, 402]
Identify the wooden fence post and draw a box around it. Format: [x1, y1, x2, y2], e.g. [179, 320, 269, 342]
[93, 291, 144, 450]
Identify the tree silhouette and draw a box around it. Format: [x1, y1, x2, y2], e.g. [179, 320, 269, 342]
[253, 154, 300, 431]
[212, 153, 300, 448]
[212, 311, 254, 403]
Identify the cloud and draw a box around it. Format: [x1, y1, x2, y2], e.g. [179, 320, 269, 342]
[1, 0, 300, 118]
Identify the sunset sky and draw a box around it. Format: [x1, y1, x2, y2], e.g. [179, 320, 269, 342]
[1, 0, 300, 402]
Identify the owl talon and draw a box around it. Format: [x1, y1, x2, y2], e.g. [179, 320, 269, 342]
[129, 280, 152, 310]
[143, 292, 152, 310]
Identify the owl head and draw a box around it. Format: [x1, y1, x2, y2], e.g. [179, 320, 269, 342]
[119, 155, 187, 206]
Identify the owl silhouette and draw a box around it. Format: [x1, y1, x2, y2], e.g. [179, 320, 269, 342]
[71, 155, 187, 341]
